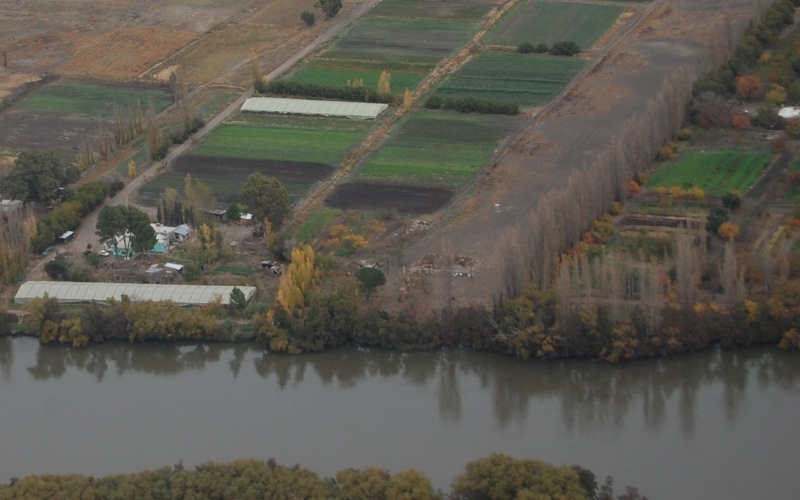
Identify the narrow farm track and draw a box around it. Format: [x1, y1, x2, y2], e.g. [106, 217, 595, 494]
[51, 0, 384, 266]
[287, 0, 524, 227]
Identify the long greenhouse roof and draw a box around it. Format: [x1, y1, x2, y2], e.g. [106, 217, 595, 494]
[241, 97, 389, 120]
[14, 281, 256, 306]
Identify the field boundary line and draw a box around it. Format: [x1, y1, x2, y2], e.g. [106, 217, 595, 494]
[286, 0, 525, 229]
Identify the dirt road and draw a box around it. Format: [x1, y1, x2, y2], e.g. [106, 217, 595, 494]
[42, 0, 382, 273]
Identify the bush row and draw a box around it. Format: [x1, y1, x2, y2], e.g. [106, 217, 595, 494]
[259, 80, 397, 104]
[424, 95, 519, 115]
[31, 179, 122, 253]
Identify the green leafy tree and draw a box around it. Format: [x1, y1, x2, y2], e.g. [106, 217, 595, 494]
[301, 10, 316, 26]
[1, 150, 78, 205]
[239, 173, 291, 230]
[355, 267, 386, 300]
[44, 254, 70, 281]
[96, 205, 156, 256]
[315, 0, 342, 18]
[230, 287, 247, 310]
[549, 41, 581, 56]
[226, 202, 242, 221]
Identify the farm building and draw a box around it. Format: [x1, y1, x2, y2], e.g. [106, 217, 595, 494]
[14, 281, 256, 306]
[241, 97, 389, 120]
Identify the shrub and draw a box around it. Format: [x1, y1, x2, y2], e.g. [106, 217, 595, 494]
[548, 41, 580, 57]
[301, 10, 315, 26]
[533, 43, 549, 54]
[731, 113, 752, 129]
[678, 127, 693, 140]
[518, 42, 534, 53]
[722, 191, 743, 210]
[707, 207, 729, 233]
[718, 221, 741, 240]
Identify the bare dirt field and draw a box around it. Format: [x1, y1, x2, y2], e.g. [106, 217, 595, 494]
[325, 182, 454, 214]
[0, 109, 110, 155]
[0, 0, 333, 91]
[365, 0, 768, 313]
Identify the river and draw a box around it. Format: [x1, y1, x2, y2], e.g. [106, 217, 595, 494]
[1, 337, 799, 498]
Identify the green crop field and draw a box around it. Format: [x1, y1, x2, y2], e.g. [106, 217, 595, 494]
[369, 0, 494, 22]
[195, 117, 371, 165]
[289, 67, 427, 94]
[432, 52, 586, 106]
[25, 81, 172, 119]
[357, 111, 520, 188]
[647, 150, 772, 196]
[330, 18, 476, 59]
[485, 0, 624, 49]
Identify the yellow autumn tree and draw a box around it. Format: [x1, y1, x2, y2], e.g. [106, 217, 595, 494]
[718, 221, 741, 240]
[276, 243, 319, 312]
[377, 71, 391, 96]
[403, 89, 412, 111]
[127, 160, 137, 179]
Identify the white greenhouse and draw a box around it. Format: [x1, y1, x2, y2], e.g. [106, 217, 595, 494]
[241, 97, 389, 120]
[14, 281, 256, 307]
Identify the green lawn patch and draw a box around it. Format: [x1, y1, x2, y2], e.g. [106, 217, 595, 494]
[432, 52, 586, 107]
[369, 0, 493, 22]
[210, 264, 254, 276]
[647, 150, 772, 196]
[485, 0, 624, 49]
[25, 81, 171, 119]
[294, 207, 342, 243]
[357, 111, 519, 188]
[195, 118, 370, 165]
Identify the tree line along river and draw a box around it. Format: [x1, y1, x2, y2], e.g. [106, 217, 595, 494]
[1, 336, 799, 499]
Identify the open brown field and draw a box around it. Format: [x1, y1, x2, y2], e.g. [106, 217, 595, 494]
[0, 0, 322, 91]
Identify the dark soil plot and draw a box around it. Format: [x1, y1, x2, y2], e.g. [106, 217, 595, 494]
[329, 18, 476, 59]
[485, 0, 624, 49]
[324, 182, 454, 214]
[432, 52, 586, 107]
[369, 0, 497, 22]
[137, 155, 333, 206]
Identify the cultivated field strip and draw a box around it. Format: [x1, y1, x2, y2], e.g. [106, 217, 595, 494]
[647, 150, 772, 196]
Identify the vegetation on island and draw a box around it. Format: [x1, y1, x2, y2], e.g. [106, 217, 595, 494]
[0, 453, 646, 500]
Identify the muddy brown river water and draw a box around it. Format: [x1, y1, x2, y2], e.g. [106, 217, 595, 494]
[1, 337, 799, 498]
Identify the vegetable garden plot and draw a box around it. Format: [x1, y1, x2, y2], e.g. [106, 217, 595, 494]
[329, 18, 476, 59]
[357, 111, 520, 189]
[485, 0, 624, 49]
[647, 150, 772, 196]
[369, 0, 496, 22]
[432, 52, 586, 107]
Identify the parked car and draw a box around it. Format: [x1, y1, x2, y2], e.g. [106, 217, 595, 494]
[98, 250, 110, 257]
[41, 246, 54, 256]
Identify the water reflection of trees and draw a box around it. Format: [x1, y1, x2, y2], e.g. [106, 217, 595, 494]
[8, 338, 800, 434]
[0, 338, 12, 381]
[25, 341, 231, 382]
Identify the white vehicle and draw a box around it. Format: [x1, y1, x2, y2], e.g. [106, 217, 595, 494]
[98, 250, 110, 257]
